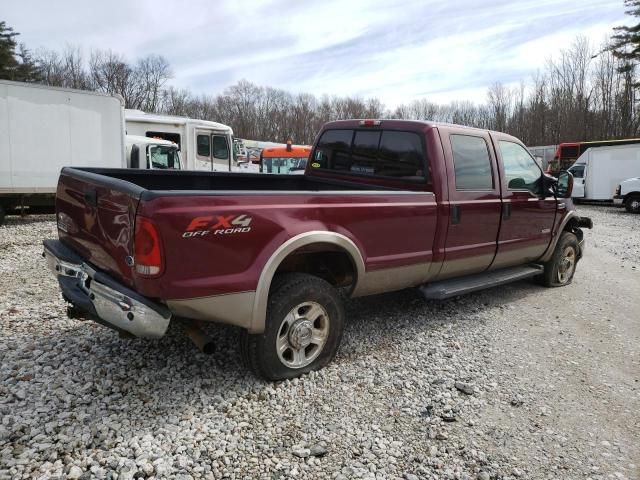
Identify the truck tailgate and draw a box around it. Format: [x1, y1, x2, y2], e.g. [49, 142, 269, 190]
[55, 167, 144, 287]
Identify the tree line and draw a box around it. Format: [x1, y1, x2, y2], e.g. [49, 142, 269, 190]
[1, 3, 639, 146]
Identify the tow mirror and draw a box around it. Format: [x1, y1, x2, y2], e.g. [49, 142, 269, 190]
[556, 171, 574, 198]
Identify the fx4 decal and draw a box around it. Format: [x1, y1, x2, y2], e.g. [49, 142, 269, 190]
[183, 214, 253, 238]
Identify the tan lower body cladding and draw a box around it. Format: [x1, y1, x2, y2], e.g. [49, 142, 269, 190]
[167, 291, 256, 330]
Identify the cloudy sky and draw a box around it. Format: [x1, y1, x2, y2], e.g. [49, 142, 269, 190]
[3, 0, 628, 106]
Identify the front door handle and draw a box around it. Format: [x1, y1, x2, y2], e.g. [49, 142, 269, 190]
[451, 205, 461, 225]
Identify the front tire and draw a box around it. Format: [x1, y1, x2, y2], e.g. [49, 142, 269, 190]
[542, 232, 579, 287]
[241, 273, 345, 380]
[624, 195, 640, 213]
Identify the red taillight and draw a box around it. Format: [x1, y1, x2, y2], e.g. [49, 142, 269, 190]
[134, 217, 163, 276]
[359, 119, 382, 127]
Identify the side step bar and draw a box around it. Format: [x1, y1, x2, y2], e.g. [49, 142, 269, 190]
[419, 264, 544, 300]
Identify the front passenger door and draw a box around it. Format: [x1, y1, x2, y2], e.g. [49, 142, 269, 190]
[492, 137, 556, 268]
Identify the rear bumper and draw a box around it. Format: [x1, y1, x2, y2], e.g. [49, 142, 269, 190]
[43, 240, 171, 338]
[613, 195, 623, 206]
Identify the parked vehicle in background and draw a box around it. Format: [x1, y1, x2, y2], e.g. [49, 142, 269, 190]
[0, 81, 186, 226]
[125, 136, 182, 170]
[567, 144, 640, 201]
[124, 109, 236, 172]
[614, 177, 640, 212]
[549, 138, 640, 174]
[233, 138, 248, 163]
[43, 119, 592, 380]
[528, 144, 557, 171]
[260, 143, 311, 174]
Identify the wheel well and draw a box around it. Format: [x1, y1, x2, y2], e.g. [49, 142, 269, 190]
[624, 191, 640, 200]
[273, 243, 357, 290]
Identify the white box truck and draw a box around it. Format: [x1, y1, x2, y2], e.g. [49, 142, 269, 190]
[567, 143, 640, 201]
[124, 109, 236, 172]
[0, 80, 181, 225]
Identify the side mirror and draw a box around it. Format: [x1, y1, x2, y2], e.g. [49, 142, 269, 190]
[508, 178, 526, 189]
[556, 171, 574, 198]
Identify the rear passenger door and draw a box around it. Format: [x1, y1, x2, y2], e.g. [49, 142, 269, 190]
[438, 131, 502, 279]
[491, 135, 556, 267]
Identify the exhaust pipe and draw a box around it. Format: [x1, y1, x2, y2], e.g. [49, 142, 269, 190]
[182, 322, 215, 354]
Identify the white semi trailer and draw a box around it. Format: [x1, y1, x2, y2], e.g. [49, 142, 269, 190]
[0, 80, 180, 225]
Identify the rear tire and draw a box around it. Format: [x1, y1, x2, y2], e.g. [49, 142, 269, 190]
[542, 232, 579, 287]
[0, 206, 5, 227]
[241, 273, 345, 380]
[624, 195, 640, 213]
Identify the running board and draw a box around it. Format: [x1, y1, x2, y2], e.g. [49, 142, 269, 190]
[419, 264, 544, 300]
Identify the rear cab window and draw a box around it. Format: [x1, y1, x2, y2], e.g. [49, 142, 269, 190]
[311, 128, 427, 183]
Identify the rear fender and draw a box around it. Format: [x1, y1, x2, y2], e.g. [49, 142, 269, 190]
[250, 231, 365, 334]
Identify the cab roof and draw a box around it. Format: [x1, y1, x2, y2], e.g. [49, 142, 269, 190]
[125, 109, 233, 134]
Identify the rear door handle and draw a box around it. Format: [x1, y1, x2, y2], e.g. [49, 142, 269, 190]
[503, 203, 512, 220]
[451, 205, 461, 225]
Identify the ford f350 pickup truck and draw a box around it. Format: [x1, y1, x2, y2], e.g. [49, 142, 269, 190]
[43, 119, 592, 380]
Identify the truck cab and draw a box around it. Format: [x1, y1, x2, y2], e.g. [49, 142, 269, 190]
[125, 135, 182, 170]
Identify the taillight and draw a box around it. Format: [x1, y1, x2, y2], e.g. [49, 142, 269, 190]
[615, 185, 621, 196]
[134, 217, 163, 276]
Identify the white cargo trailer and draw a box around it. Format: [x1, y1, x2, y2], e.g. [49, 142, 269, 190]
[124, 109, 236, 172]
[568, 144, 640, 201]
[0, 80, 181, 225]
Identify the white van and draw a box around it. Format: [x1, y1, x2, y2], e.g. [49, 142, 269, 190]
[124, 109, 236, 172]
[568, 144, 640, 201]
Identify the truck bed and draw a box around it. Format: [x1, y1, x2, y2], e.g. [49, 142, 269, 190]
[69, 167, 400, 196]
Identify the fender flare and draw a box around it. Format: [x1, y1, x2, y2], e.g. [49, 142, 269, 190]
[539, 211, 577, 263]
[249, 231, 365, 333]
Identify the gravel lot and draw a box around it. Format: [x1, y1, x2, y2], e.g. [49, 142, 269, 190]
[0, 205, 638, 480]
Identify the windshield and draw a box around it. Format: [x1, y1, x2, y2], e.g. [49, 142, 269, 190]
[149, 145, 181, 170]
[262, 157, 308, 174]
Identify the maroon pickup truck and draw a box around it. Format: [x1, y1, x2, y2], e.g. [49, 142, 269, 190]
[44, 119, 592, 380]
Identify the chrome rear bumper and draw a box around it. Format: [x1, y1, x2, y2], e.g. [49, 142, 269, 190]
[43, 240, 171, 338]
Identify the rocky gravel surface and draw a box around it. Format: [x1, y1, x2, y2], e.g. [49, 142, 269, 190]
[0, 206, 638, 480]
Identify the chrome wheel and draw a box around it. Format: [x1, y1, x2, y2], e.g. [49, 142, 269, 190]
[557, 246, 576, 284]
[276, 301, 330, 369]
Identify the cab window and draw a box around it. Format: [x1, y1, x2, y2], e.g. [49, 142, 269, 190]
[569, 165, 585, 179]
[212, 135, 229, 160]
[197, 135, 210, 157]
[499, 141, 542, 194]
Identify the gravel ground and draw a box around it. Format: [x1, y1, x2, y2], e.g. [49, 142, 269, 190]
[0, 206, 638, 480]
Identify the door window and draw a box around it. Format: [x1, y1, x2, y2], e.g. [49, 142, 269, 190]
[450, 134, 493, 190]
[212, 135, 229, 160]
[499, 141, 542, 194]
[197, 135, 210, 157]
[569, 165, 585, 179]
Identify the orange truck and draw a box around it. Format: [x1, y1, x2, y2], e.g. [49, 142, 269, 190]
[260, 143, 311, 174]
